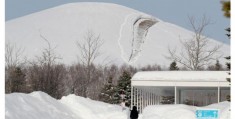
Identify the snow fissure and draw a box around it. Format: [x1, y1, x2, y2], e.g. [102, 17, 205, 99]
[128, 18, 157, 63]
[118, 14, 157, 65]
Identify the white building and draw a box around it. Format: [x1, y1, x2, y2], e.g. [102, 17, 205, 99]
[130, 71, 230, 113]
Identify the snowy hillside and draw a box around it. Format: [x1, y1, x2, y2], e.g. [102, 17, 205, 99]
[5, 2, 230, 66]
[5, 91, 230, 119]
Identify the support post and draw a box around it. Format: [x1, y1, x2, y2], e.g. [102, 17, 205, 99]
[147, 90, 149, 106]
[151, 92, 153, 105]
[154, 94, 156, 105]
[131, 86, 133, 109]
[148, 89, 150, 106]
[140, 89, 142, 113]
[137, 88, 139, 110]
[152, 92, 154, 105]
[134, 87, 136, 106]
[143, 89, 146, 109]
[158, 96, 160, 105]
[141, 89, 143, 113]
[175, 86, 177, 104]
[218, 86, 220, 103]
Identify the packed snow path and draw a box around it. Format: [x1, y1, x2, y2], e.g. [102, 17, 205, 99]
[5, 92, 230, 119]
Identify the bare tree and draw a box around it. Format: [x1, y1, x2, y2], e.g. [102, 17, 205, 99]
[140, 64, 162, 71]
[76, 30, 103, 66]
[5, 41, 27, 93]
[167, 15, 222, 70]
[27, 34, 65, 99]
[5, 41, 26, 69]
[67, 64, 87, 96]
[76, 30, 104, 97]
[36, 34, 61, 66]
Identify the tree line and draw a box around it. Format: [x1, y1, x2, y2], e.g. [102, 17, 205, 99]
[5, 43, 228, 104]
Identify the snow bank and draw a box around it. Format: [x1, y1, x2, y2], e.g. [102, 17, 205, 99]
[5, 92, 75, 119]
[5, 91, 129, 119]
[59, 94, 128, 119]
[204, 102, 230, 119]
[142, 102, 230, 119]
[142, 104, 195, 119]
[5, 91, 230, 119]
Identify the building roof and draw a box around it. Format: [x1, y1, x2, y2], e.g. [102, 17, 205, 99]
[132, 71, 229, 82]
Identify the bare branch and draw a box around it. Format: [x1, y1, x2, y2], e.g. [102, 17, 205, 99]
[5, 41, 26, 69]
[75, 30, 104, 97]
[167, 15, 222, 70]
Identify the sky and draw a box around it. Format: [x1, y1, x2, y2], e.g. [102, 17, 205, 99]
[5, 0, 230, 44]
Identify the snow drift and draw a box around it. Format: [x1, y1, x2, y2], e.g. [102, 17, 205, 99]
[5, 92, 76, 119]
[5, 91, 230, 119]
[5, 2, 230, 66]
[5, 91, 128, 119]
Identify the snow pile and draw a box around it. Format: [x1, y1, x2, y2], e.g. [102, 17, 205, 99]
[5, 91, 128, 119]
[5, 92, 75, 119]
[59, 94, 128, 119]
[142, 102, 230, 119]
[205, 102, 230, 119]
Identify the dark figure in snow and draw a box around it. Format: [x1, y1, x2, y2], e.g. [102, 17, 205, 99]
[130, 106, 138, 119]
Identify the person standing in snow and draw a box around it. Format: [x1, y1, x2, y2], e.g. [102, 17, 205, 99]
[130, 106, 138, 119]
[121, 99, 126, 111]
[120, 90, 126, 111]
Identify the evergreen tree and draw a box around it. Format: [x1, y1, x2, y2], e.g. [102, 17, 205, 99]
[169, 61, 179, 70]
[221, 1, 230, 18]
[207, 60, 223, 71]
[225, 56, 231, 71]
[223, 22, 230, 102]
[160, 96, 175, 104]
[115, 71, 132, 107]
[225, 56, 231, 102]
[6, 67, 26, 93]
[221, 1, 230, 83]
[221, 0, 230, 86]
[215, 60, 222, 71]
[99, 76, 117, 104]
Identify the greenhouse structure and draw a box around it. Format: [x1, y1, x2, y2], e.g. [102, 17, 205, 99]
[130, 71, 230, 113]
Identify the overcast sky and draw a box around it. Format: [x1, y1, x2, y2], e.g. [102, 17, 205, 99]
[5, 0, 230, 44]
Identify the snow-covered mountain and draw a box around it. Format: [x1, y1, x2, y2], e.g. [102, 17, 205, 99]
[5, 2, 230, 67]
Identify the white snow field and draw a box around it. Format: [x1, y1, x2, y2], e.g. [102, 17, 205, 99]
[6, 2, 230, 66]
[5, 91, 230, 119]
